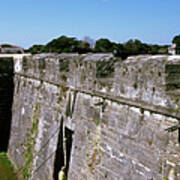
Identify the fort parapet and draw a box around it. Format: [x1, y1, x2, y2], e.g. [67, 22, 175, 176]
[1, 53, 180, 179]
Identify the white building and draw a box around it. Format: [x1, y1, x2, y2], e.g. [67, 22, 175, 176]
[168, 43, 176, 55]
[0, 44, 24, 54]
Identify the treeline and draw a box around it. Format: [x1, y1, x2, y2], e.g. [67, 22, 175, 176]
[28, 36, 91, 54]
[27, 35, 169, 59]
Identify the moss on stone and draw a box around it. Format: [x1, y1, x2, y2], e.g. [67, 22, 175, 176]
[61, 86, 68, 98]
[0, 152, 18, 180]
[23, 81, 27, 87]
[59, 59, 69, 72]
[23, 57, 28, 72]
[38, 59, 46, 69]
[96, 60, 114, 78]
[23, 103, 40, 180]
[40, 71, 45, 79]
[61, 86, 68, 93]
[138, 68, 141, 73]
[61, 74, 67, 81]
[95, 119, 101, 126]
[58, 95, 63, 104]
[133, 83, 138, 89]
[147, 139, 152, 146]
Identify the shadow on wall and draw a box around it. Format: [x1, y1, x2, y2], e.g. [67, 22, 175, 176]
[65, 127, 73, 176]
[53, 118, 74, 180]
[0, 58, 14, 152]
[53, 118, 65, 180]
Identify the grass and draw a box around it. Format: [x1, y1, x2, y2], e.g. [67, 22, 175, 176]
[0, 152, 18, 180]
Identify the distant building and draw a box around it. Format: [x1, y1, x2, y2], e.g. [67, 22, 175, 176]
[83, 36, 95, 48]
[168, 43, 176, 55]
[0, 44, 24, 54]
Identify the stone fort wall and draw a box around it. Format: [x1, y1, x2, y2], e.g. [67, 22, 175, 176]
[6, 53, 180, 179]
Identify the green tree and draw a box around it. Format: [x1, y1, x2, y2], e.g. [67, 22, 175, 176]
[45, 36, 78, 53]
[148, 44, 169, 55]
[172, 35, 180, 54]
[27, 36, 92, 54]
[28, 45, 44, 54]
[42, 36, 91, 53]
[112, 43, 128, 59]
[75, 41, 91, 54]
[149, 45, 159, 54]
[124, 39, 148, 55]
[94, 38, 113, 52]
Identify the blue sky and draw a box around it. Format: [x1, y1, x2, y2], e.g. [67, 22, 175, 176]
[0, 0, 180, 48]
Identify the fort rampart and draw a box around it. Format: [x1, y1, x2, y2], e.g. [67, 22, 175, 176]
[1, 53, 180, 179]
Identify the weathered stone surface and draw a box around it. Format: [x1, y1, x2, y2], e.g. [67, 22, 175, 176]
[69, 93, 179, 179]
[5, 54, 180, 179]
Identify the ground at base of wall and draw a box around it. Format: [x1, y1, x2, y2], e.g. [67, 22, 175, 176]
[0, 152, 18, 180]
